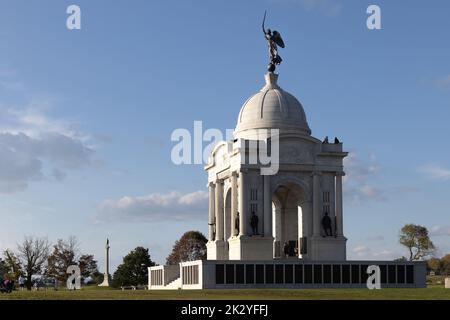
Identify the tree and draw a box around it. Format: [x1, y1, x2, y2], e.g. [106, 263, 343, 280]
[112, 247, 155, 287]
[17, 236, 50, 290]
[427, 257, 442, 274]
[399, 224, 435, 261]
[441, 254, 450, 275]
[166, 231, 207, 265]
[2, 249, 22, 281]
[45, 236, 79, 283]
[78, 254, 101, 283]
[0, 258, 7, 280]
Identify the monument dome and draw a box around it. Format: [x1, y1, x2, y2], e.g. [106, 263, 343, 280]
[234, 72, 311, 138]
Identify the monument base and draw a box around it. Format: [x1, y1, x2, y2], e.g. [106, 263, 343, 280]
[228, 235, 274, 260]
[98, 272, 110, 287]
[309, 236, 347, 261]
[206, 240, 228, 260]
[149, 259, 427, 290]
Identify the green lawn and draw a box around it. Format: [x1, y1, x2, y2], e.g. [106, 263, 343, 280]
[1, 285, 449, 300]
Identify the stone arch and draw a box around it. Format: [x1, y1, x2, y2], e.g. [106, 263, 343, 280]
[271, 175, 311, 202]
[272, 179, 310, 259]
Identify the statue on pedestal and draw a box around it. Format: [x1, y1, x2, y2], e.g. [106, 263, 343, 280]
[235, 212, 240, 236]
[250, 211, 259, 235]
[321, 212, 333, 237]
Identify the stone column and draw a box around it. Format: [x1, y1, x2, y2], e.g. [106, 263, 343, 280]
[263, 175, 272, 237]
[215, 180, 224, 241]
[208, 182, 215, 241]
[335, 172, 344, 236]
[312, 172, 321, 236]
[231, 173, 237, 237]
[238, 171, 248, 236]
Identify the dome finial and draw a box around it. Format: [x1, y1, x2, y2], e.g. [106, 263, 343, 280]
[262, 72, 280, 90]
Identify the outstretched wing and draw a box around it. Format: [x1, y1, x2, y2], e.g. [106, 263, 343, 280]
[272, 31, 285, 48]
[262, 10, 267, 33]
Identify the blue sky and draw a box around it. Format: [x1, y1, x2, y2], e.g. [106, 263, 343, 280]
[0, 0, 449, 272]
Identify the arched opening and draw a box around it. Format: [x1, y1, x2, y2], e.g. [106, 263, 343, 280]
[272, 182, 307, 259]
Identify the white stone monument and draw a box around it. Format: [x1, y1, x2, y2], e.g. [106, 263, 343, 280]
[445, 277, 450, 289]
[205, 72, 347, 261]
[148, 21, 427, 289]
[98, 238, 110, 287]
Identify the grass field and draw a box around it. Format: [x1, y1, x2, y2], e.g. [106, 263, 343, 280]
[1, 285, 449, 300]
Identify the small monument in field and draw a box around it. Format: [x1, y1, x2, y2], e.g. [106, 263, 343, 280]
[98, 238, 110, 287]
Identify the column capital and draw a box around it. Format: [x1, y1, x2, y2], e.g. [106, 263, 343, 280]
[239, 168, 248, 174]
[335, 172, 345, 177]
[311, 171, 322, 177]
[208, 181, 216, 187]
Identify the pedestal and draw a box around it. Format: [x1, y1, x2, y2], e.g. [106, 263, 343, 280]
[98, 273, 110, 287]
[228, 235, 274, 260]
[309, 236, 347, 261]
[206, 240, 228, 260]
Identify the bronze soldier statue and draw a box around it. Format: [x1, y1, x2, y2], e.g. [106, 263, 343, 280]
[235, 212, 240, 236]
[322, 212, 333, 237]
[250, 211, 259, 235]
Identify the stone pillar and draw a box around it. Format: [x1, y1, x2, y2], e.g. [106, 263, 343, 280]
[98, 238, 110, 287]
[263, 175, 272, 237]
[238, 172, 248, 236]
[231, 173, 237, 237]
[215, 180, 224, 241]
[208, 182, 215, 241]
[335, 172, 344, 236]
[312, 172, 321, 236]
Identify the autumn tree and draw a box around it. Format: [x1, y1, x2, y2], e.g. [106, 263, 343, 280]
[166, 231, 207, 265]
[2, 249, 22, 281]
[45, 236, 79, 282]
[427, 257, 441, 274]
[441, 254, 450, 275]
[17, 236, 50, 290]
[399, 224, 435, 261]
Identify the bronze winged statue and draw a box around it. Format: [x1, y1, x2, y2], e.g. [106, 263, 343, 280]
[262, 11, 285, 72]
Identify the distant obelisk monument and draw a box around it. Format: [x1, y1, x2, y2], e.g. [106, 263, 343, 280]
[98, 238, 110, 287]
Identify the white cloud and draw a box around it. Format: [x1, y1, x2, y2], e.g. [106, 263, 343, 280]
[350, 245, 400, 260]
[0, 106, 93, 193]
[420, 164, 450, 180]
[436, 75, 450, 90]
[430, 225, 450, 237]
[96, 190, 208, 223]
[343, 153, 384, 203]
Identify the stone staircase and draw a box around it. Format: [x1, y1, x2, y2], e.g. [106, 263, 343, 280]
[161, 276, 181, 290]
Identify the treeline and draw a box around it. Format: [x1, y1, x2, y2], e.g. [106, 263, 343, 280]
[0, 236, 101, 290]
[112, 231, 207, 287]
[427, 254, 450, 275]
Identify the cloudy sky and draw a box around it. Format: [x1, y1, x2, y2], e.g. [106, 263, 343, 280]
[0, 0, 449, 272]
